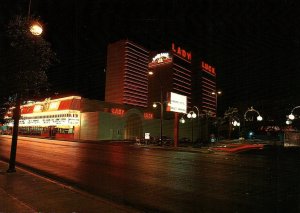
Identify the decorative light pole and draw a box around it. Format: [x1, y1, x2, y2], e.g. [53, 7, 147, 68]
[180, 106, 200, 143]
[286, 106, 300, 124]
[243, 106, 263, 140]
[244, 106, 263, 122]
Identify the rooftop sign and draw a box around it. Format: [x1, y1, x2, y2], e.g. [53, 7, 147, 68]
[148, 52, 172, 67]
[201, 61, 216, 76]
[171, 43, 192, 62]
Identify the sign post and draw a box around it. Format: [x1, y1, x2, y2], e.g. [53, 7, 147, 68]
[174, 112, 179, 147]
[167, 92, 187, 148]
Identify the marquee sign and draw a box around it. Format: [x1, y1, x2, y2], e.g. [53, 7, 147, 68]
[148, 52, 172, 67]
[171, 43, 192, 62]
[201, 61, 216, 76]
[7, 116, 80, 127]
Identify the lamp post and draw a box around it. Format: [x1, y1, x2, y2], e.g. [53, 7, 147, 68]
[149, 70, 164, 145]
[153, 102, 163, 145]
[187, 106, 200, 142]
[244, 106, 263, 122]
[231, 117, 241, 137]
[286, 106, 300, 124]
[7, 4, 43, 173]
[187, 111, 196, 142]
[212, 90, 222, 116]
[243, 106, 263, 140]
[180, 107, 199, 143]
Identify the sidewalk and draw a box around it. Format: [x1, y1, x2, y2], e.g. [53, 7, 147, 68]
[0, 161, 136, 213]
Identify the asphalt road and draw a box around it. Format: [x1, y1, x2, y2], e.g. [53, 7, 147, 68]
[1, 136, 300, 212]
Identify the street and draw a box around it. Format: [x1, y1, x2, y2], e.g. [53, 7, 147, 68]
[1, 135, 300, 212]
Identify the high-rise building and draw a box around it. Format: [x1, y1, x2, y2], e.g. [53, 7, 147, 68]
[199, 61, 217, 116]
[105, 40, 149, 107]
[148, 43, 192, 106]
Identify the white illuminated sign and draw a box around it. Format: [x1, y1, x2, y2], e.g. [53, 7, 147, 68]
[7, 113, 80, 127]
[149, 52, 172, 67]
[33, 105, 43, 113]
[49, 102, 59, 111]
[145, 133, 150, 140]
[152, 53, 170, 62]
[169, 92, 187, 113]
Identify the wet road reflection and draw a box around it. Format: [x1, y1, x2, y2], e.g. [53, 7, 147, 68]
[1, 136, 300, 212]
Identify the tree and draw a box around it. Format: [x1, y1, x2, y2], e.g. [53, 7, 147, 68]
[2, 15, 56, 172]
[223, 107, 239, 139]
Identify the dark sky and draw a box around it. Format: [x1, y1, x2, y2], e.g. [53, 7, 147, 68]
[2, 0, 300, 122]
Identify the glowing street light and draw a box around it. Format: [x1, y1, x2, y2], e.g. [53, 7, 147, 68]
[288, 114, 295, 120]
[187, 111, 197, 119]
[286, 106, 300, 124]
[212, 91, 222, 95]
[244, 106, 263, 122]
[29, 23, 43, 36]
[211, 90, 222, 116]
[185, 107, 200, 142]
[286, 120, 292, 125]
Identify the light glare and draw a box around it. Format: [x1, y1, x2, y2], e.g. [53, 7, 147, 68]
[30, 24, 43, 36]
[288, 114, 295, 120]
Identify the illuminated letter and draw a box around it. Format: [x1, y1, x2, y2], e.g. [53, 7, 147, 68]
[212, 68, 216, 75]
[187, 52, 192, 61]
[182, 49, 186, 58]
[177, 47, 181, 55]
[172, 43, 176, 52]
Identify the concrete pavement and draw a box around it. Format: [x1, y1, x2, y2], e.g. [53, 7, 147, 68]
[0, 161, 136, 213]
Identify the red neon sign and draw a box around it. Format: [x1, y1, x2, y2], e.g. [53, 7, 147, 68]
[111, 108, 125, 116]
[201, 61, 216, 76]
[171, 43, 192, 62]
[144, 112, 153, 120]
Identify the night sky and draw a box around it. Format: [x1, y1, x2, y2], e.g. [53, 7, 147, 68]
[2, 0, 300, 123]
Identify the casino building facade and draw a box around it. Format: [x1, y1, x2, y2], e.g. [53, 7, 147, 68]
[3, 39, 218, 142]
[193, 61, 218, 117]
[105, 40, 149, 107]
[4, 96, 178, 141]
[148, 43, 192, 107]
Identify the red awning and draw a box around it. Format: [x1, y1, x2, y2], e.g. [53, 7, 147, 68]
[21, 105, 34, 114]
[58, 98, 81, 111]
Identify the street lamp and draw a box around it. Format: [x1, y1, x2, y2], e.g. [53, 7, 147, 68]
[286, 106, 300, 124]
[153, 101, 163, 145]
[212, 90, 222, 116]
[27, 0, 43, 36]
[29, 22, 43, 36]
[244, 106, 263, 122]
[232, 118, 241, 137]
[149, 70, 165, 145]
[7, 1, 44, 173]
[186, 107, 200, 143]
